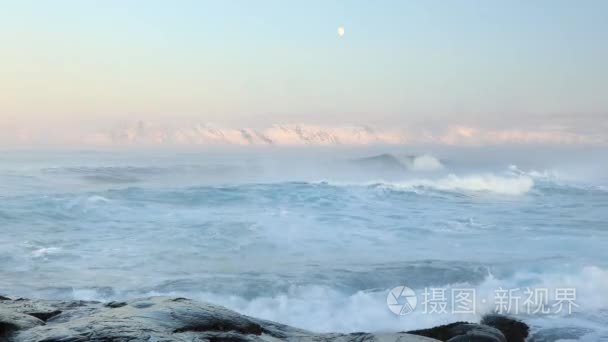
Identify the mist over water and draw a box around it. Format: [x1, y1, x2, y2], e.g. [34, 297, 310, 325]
[1, 146, 608, 340]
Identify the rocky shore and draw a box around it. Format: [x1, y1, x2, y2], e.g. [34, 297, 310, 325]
[0, 296, 528, 342]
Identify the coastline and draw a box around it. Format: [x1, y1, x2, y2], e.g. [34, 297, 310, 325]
[0, 296, 527, 342]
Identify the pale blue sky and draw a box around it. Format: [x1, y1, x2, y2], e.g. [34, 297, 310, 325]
[1, 0, 607, 132]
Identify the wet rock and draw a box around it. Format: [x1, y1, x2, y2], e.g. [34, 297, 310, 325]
[408, 322, 505, 342]
[1, 296, 438, 342]
[0, 307, 45, 341]
[480, 315, 529, 342]
[407, 315, 529, 342]
[21, 311, 61, 323]
[103, 301, 127, 308]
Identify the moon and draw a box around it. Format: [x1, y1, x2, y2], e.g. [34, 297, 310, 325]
[337, 26, 345, 37]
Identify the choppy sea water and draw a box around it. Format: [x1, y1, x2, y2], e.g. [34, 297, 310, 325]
[1, 147, 607, 341]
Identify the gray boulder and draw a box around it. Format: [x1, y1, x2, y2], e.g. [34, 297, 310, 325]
[1, 296, 437, 342]
[407, 315, 529, 342]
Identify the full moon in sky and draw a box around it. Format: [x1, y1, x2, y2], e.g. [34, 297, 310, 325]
[337, 26, 345, 37]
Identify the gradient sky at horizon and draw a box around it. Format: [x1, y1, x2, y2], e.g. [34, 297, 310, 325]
[1, 0, 607, 135]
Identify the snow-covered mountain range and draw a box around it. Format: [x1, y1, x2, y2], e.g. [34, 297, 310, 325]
[99, 122, 604, 146]
[104, 122, 408, 146]
[3, 121, 604, 147]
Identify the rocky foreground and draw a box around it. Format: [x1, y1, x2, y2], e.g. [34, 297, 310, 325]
[0, 296, 528, 342]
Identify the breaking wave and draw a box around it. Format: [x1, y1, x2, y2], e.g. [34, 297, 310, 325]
[407, 154, 445, 171]
[387, 174, 534, 195]
[321, 173, 535, 196]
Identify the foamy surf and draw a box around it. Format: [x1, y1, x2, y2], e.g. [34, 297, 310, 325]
[318, 173, 534, 195]
[32, 264, 608, 340]
[389, 174, 534, 195]
[407, 154, 445, 172]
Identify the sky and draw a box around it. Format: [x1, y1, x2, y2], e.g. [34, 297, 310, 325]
[1, 0, 607, 146]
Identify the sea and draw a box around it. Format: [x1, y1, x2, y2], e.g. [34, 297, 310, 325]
[1, 146, 607, 341]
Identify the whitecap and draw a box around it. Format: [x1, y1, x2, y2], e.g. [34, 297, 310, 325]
[86, 195, 111, 204]
[319, 174, 535, 195]
[408, 154, 445, 171]
[390, 174, 534, 195]
[31, 247, 62, 258]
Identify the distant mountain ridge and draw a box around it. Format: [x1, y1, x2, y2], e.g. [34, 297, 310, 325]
[107, 122, 408, 146]
[3, 121, 603, 146]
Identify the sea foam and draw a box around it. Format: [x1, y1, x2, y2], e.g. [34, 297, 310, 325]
[389, 174, 534, 195]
